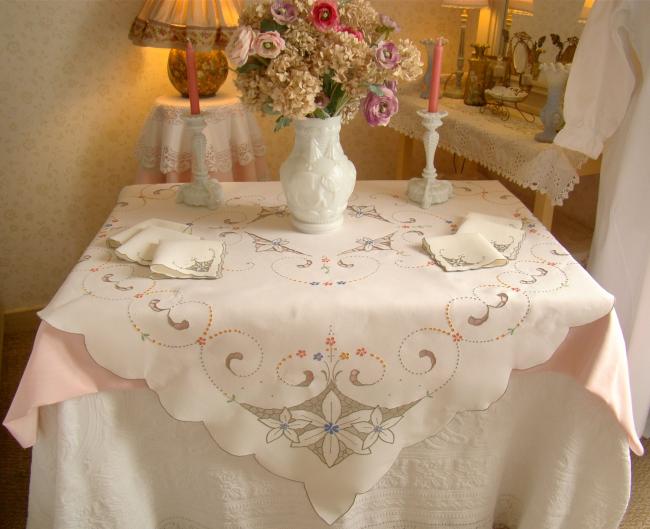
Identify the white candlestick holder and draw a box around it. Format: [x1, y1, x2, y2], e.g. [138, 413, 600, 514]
[176, 114, 223, 210]
[407, 109, 452, 208]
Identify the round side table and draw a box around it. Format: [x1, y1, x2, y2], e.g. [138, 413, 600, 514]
[135, 90, 269, 183]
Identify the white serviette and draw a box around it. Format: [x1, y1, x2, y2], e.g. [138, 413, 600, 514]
[457, 212, 525, 260]
[114, 227, 200, 265]
[150, 240, 226, 279]
[422, 233, 508, 271]
[107, 218, 188, 249]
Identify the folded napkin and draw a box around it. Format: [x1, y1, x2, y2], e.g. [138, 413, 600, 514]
[114, 227, 200, 266]
[457, 212, 525, 260]
[150, 240, 226, 279]
[422, 233, 508, 271]
[107, 218, 188, 249]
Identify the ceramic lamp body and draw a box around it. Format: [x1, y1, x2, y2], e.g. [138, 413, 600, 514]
[168, 49, 229, 97]
[280, 116, 356, 234]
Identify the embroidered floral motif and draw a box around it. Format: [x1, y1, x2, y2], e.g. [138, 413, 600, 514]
[242, 329, 418, 467]
[247, 232, 307, 255]
[181, 248, 217, 273]
[341, 232, 396, 254]
[346, 205, 391, 222]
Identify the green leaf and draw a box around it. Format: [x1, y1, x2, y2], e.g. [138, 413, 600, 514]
[368, 84, 385, 96]
[237, 61, 263, 74]
[274, 116, 292, 132]
[261, 19, 287, 33]
[312, 108, 330, 119]
[262, 102, 280, 115]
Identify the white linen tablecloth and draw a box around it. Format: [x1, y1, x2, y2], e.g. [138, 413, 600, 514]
[30, 179, 639, 524]
[27, 372, 630, 529]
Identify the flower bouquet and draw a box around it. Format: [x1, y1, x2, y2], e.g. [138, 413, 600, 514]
[226, 0, 422, 130]
[226, 0, 422, 234]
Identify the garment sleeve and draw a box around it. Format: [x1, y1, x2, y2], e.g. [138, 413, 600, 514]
[554, 0, 636, 159]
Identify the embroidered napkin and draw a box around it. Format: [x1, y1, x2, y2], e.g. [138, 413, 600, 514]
[457, 212, 525, 260]
[150, 240, 226, 279]
[107, 218, 188, 249]
[422, 232, 508, 271]
[114, 227, 200, 266]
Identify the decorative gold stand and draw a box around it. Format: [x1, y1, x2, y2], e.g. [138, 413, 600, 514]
[167, 49, 229, 97]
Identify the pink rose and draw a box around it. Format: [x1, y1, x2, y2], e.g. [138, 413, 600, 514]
[379, 14, 400, 32]
[339, 26, 364, 42]
[253, 31, 286, 59]
[271, 1, 298, 25]
[226, 25, 255, 68]
[312, 1, 339, 32]
[362, 86, 399, 127]
[375, 41, 401, 69]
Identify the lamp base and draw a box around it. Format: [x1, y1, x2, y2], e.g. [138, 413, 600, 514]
[168, 49, 228, 97]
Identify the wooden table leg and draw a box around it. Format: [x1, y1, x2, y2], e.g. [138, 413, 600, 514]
[533, 190, 555, 230]
[396, 135, 414, 180]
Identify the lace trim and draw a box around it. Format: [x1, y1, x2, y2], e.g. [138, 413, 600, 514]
[389, 87, 588, 206]
[136, 139, 266, 174]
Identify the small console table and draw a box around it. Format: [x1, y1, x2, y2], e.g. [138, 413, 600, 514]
[388, 84, 598, 229]
[135, 86, 269, 184]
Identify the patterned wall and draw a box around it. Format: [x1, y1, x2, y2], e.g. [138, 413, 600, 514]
[0, 0, 587, 312]
[0, 1, 170, 311]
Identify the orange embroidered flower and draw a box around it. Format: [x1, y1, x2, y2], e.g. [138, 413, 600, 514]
[356, 347, 367, 356]
[451, 332, 463, 342]
[196, 337, 207, 346]
[297, 349, 307, 358]
[325, 336, 336, 346]
[134, 293, 144, 299]
[339, 352, 350, 360]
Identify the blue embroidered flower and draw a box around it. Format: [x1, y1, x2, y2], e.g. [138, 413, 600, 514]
[313, 352, 324, 361]
[324, 422, 340, 435]
[337, 281, 347, 285]
[310, 281, 320, 286]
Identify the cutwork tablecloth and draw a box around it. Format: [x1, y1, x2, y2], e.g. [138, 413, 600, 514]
[136, 92, 268, 183]
[389, 85, 587, 205]
[10, 180, 641, 524]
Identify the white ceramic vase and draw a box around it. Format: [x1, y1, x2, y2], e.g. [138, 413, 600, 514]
[280, 116, 356, 234]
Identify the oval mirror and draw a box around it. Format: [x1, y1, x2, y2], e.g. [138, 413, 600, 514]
[512, 40, 529, 74]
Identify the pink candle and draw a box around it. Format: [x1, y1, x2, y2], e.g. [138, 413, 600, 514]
[428, 37, 445, 113]
[185, 40, 201, 115]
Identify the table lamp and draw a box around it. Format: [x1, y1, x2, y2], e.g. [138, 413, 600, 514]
[441, 0, 489, 99]
[578, 0, 595, 23]
[129, 0, 244, 97]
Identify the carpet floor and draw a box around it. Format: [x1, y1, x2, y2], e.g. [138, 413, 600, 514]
[1, 329, 648, 529]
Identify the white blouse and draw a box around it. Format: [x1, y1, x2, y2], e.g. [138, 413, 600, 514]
[555, 0, 650, 437]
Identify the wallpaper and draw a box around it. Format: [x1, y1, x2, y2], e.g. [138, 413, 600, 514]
[0, 0, 590, 312]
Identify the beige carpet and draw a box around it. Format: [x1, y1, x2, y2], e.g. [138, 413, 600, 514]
[1, 330, 648, 529]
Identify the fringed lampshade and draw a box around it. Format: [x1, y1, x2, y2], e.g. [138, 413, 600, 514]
[129, 0, 245, 97]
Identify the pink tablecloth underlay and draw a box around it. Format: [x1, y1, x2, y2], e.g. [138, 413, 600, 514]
[4, 315, 643, 456]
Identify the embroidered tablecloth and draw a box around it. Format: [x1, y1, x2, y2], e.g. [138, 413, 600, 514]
[135, 91, 268, 183]
[388, 84, 587, 205]
[37, 180, 627, 524]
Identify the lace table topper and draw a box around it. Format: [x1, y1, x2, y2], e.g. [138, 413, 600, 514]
[389, 85, 588, 205]
[39, 180, 614, 524]
[136, 94, 267, 176]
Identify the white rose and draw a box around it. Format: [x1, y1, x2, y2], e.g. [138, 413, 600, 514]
[226, 26, 255, 68]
